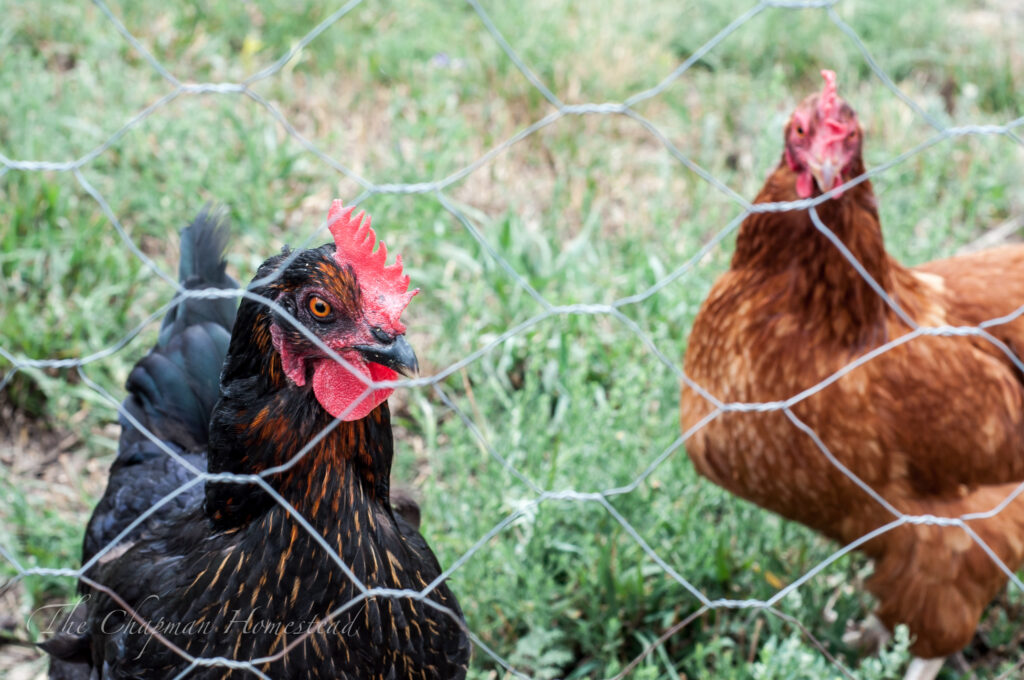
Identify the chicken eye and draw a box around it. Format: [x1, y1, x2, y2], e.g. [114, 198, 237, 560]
[308, 296, 332, 319]
[795, 124, 805, 137]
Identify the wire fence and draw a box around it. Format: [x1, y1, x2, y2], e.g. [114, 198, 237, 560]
[2, 0, 1024, 678]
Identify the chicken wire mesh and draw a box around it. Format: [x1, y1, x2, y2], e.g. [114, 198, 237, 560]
[2, 0, 1024, 677]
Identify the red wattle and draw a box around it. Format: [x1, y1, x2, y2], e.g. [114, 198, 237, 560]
[312, 355, 395, 421]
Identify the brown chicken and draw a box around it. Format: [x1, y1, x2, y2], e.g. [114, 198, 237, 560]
[681, 70, 1024, 680]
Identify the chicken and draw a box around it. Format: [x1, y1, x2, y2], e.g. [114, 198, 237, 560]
[681, 71, 1024, 680]
[43, 202, 470, 679]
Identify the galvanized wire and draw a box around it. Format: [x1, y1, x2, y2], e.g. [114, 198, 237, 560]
[2, 0, 1023, 677]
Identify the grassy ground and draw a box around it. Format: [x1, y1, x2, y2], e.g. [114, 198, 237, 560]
[1, 0, 1023, 678]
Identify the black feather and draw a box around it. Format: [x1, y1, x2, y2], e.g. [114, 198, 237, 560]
[39, 602, 92, 680]
[158, 205, 237, 346]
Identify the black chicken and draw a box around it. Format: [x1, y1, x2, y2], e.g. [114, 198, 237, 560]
[44, 202, 470, 679]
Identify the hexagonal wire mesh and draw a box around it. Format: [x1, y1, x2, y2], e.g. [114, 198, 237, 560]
[3, 0, 1024, 678]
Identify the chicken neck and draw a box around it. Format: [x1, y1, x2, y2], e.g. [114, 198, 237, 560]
[731, 163, 897, 345]
[205, 295, 396, 533]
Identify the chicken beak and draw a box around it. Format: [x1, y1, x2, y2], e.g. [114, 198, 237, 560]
[808, 156, 839, 195]
[353, 334, 419, 377]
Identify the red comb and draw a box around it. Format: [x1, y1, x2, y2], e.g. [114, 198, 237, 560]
[819, 69, 840, 121]
[816, 69, 848, 153]
[327, 200, 418, 333]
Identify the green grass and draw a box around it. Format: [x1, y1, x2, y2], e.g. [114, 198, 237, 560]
[1, 0, 1023, 678]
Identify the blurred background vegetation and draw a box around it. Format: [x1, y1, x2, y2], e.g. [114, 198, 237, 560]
[1, 1, 1022, 678]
